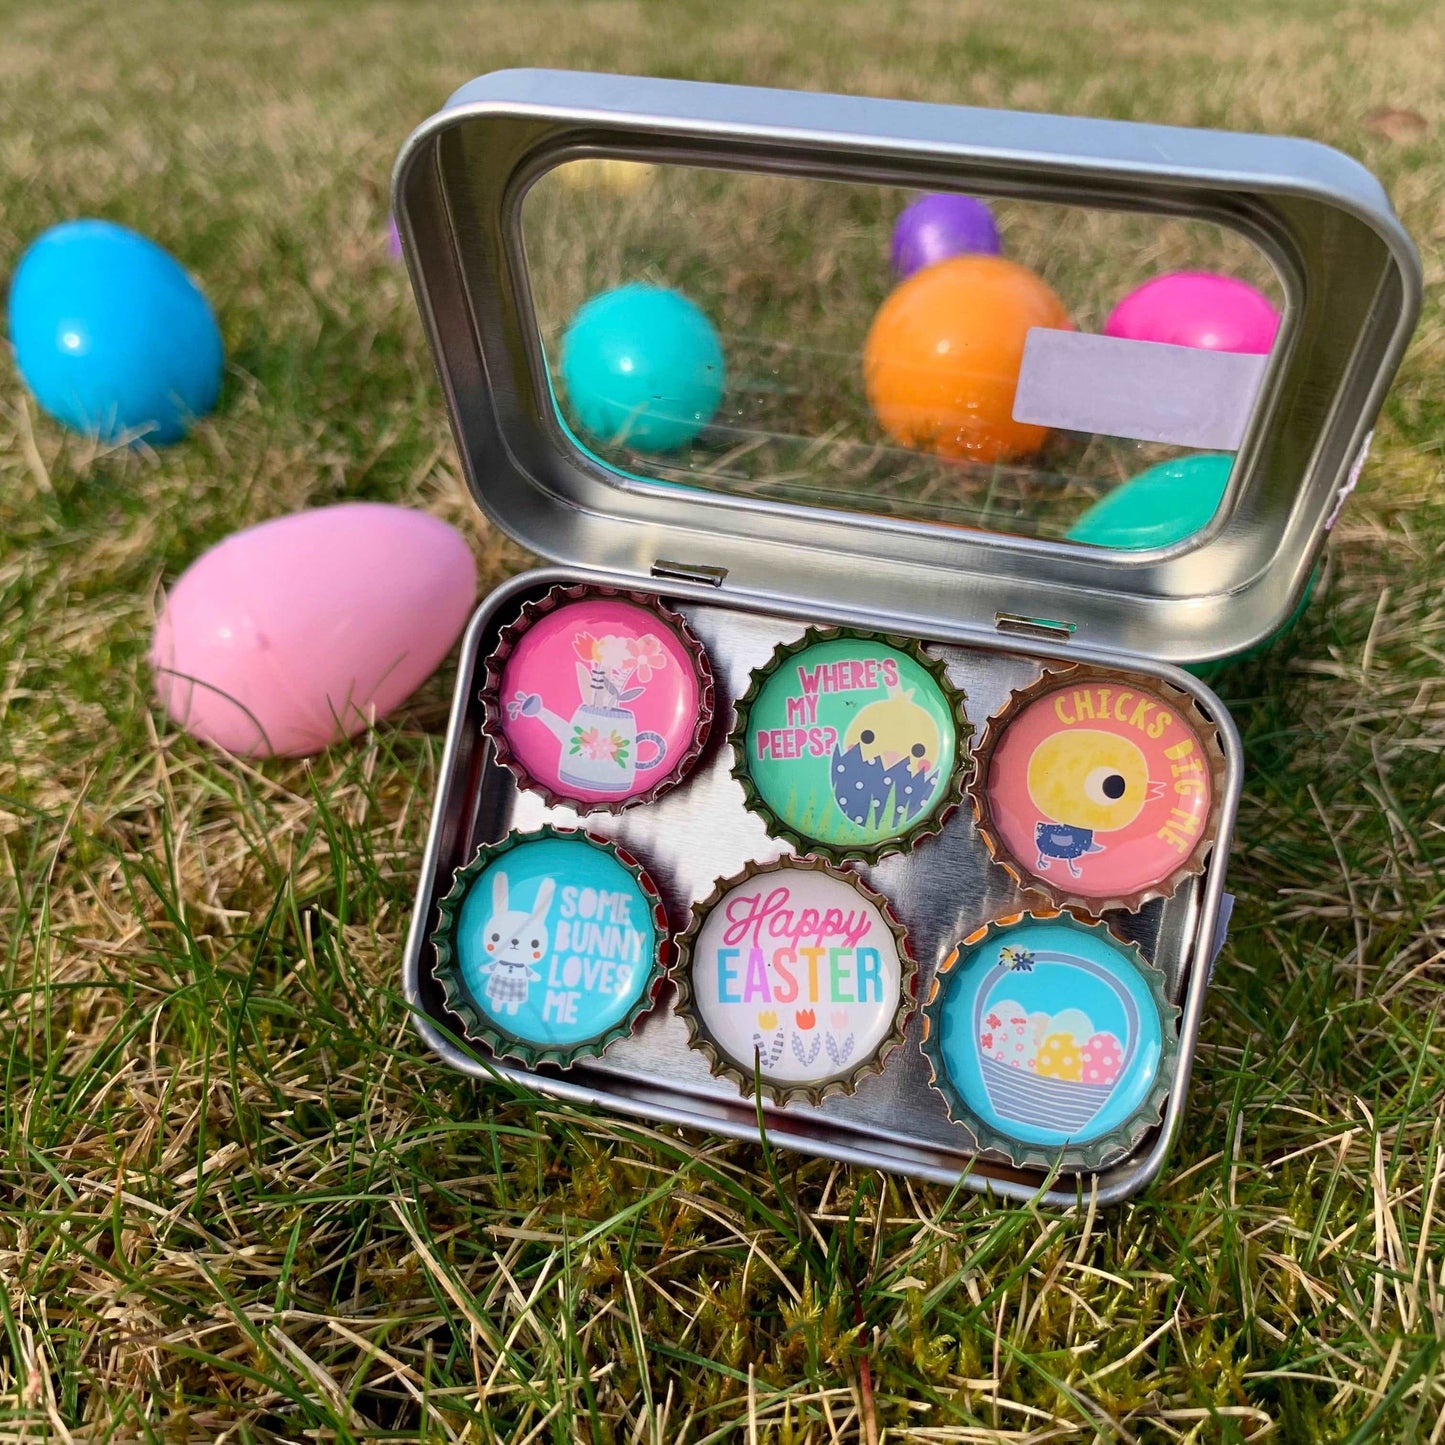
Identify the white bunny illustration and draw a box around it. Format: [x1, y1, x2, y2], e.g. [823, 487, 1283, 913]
[479, 872, 554, 1016]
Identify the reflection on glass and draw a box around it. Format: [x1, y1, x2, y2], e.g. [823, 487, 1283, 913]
[520, 160, 1285, 547]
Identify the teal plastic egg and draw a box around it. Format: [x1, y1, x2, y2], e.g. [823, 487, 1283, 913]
[1068, 453, 1318, 665]
[1067, 453, 1232, 550]
[560, 284, 725, 454]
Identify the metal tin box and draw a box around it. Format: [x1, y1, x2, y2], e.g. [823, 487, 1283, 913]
[394, 71, 1420, 1204]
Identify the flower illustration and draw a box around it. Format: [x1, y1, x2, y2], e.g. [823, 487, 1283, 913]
[573, 631, 602, 661]
[757, 1010, 777, 1031]
[624, 633, 668, 683]
[577, 727, 611, 760]
[1001, 946, 1036, 973]
[795, 1009, 816, 1030]
[830, 1010, 848, 1030]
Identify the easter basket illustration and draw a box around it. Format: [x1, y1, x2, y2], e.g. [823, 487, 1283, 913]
[973, 947, 1139, 1134]
[922, 913, 1180, 1171]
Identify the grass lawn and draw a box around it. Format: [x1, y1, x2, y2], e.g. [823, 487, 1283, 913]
[2, 0, 1444, 1439]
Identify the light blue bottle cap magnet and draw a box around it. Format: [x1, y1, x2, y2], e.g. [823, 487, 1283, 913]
[432, 826, 668, 1067]
[920, 911, 1179, 1170]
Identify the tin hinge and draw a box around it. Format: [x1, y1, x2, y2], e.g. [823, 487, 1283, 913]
[651, 559, 728, 588]
[994, 612, 1077, 641]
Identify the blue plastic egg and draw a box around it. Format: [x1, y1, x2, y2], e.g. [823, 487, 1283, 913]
[8, 220, 223, 445]
[560, 284, 725, 454]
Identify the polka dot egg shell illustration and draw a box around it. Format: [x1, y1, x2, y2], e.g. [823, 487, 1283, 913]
[741, 635, 960, 852]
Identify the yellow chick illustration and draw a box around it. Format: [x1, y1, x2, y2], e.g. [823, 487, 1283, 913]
[1026, 729, 1155, 877]
[1027, 729, 1150, 833]
[844, 687, 940, 773]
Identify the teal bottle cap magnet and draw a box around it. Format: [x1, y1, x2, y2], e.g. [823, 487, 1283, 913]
[730, 628, 967, 862]
[674, 857, 915, 1104]
[431, 826, 668, 1067]
[920, 911, 1179, 1170]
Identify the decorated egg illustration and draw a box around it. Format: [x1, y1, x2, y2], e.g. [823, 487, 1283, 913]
[921, 911, 1180, 1170]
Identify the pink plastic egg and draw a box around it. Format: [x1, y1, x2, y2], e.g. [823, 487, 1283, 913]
[1104, 271, 1280, 355]
[151, 502, 477, 757]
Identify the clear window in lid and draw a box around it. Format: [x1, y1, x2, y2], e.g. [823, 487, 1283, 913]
[519, 160, 1287, 550]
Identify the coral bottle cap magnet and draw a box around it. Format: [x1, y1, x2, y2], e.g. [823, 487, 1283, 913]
[730, 628, 967, 862]
[970, 664, 1223, 913]
[920, 911, 1179, 1170]
[430, 827, 669, 1067]
[674, 858, 914, 1104]
[484, 585, 714, 812]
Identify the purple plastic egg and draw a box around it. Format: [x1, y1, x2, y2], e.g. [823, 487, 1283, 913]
[1104, 271, 1280, 355]
[890, 193, 1001, 278]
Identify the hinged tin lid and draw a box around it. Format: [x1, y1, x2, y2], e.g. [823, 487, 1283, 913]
[393, 69, 1420, 663]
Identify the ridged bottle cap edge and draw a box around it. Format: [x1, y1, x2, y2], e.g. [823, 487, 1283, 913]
[966, 662, 1225, 916]
[673, 855, 917, 1105]
[919, 908, 1181, 1172]
[481, 583, 716, 816]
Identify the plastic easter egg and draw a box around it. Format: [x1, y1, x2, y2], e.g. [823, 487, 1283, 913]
[560, 284, 725, 453]
[151, 503, 477, 757]
[890, 193, 1001, 278]
[1104, 271, 1279, 355]
[1069, 453, 1319, 660]
[1068, 453, 1233, 550]
[863, 255, 1071, 465]
[8, 219, 223, 445]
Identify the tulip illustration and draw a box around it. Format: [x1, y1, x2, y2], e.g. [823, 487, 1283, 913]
[795, 1009, 816, 1030]
[757, 1010, 778, 1032]
[830, 1010, 849, 1030]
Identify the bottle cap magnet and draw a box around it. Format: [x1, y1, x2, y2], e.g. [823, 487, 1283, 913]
[920, 911, 1179, 1170]
[430, 826, 669, 1067]
[730, 628, 966, 862]
[483, 585, 714, 812]
[969, 664, 1223, 913]
[674, 857, 914, 1104]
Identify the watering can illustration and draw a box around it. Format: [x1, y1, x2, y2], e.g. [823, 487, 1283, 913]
[506, 631, 670, 795]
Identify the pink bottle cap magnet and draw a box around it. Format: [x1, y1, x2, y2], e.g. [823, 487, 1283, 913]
[969, 665, 1224, 914]
[673, 858, 914, 1104]
[483, 585, 714, 812]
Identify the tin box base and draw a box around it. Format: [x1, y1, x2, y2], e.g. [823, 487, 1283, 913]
[403, 568, 1240, 1207]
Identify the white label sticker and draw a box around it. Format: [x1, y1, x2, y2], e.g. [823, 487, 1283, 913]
[1013, 329, 1268, 451]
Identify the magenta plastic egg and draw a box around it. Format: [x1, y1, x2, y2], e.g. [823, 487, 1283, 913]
[1104, 272, 1280, 354]
[151, 503, 477, 757]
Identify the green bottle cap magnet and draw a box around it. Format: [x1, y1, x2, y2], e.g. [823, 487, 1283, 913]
[920, 910, 1179, 1170]
[730, 627, 967, 862]
[431, 826, 668, 1067]
[674, 857, 915, 1104]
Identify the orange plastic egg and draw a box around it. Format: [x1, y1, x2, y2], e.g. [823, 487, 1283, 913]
[863, 254, 1072, 464]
